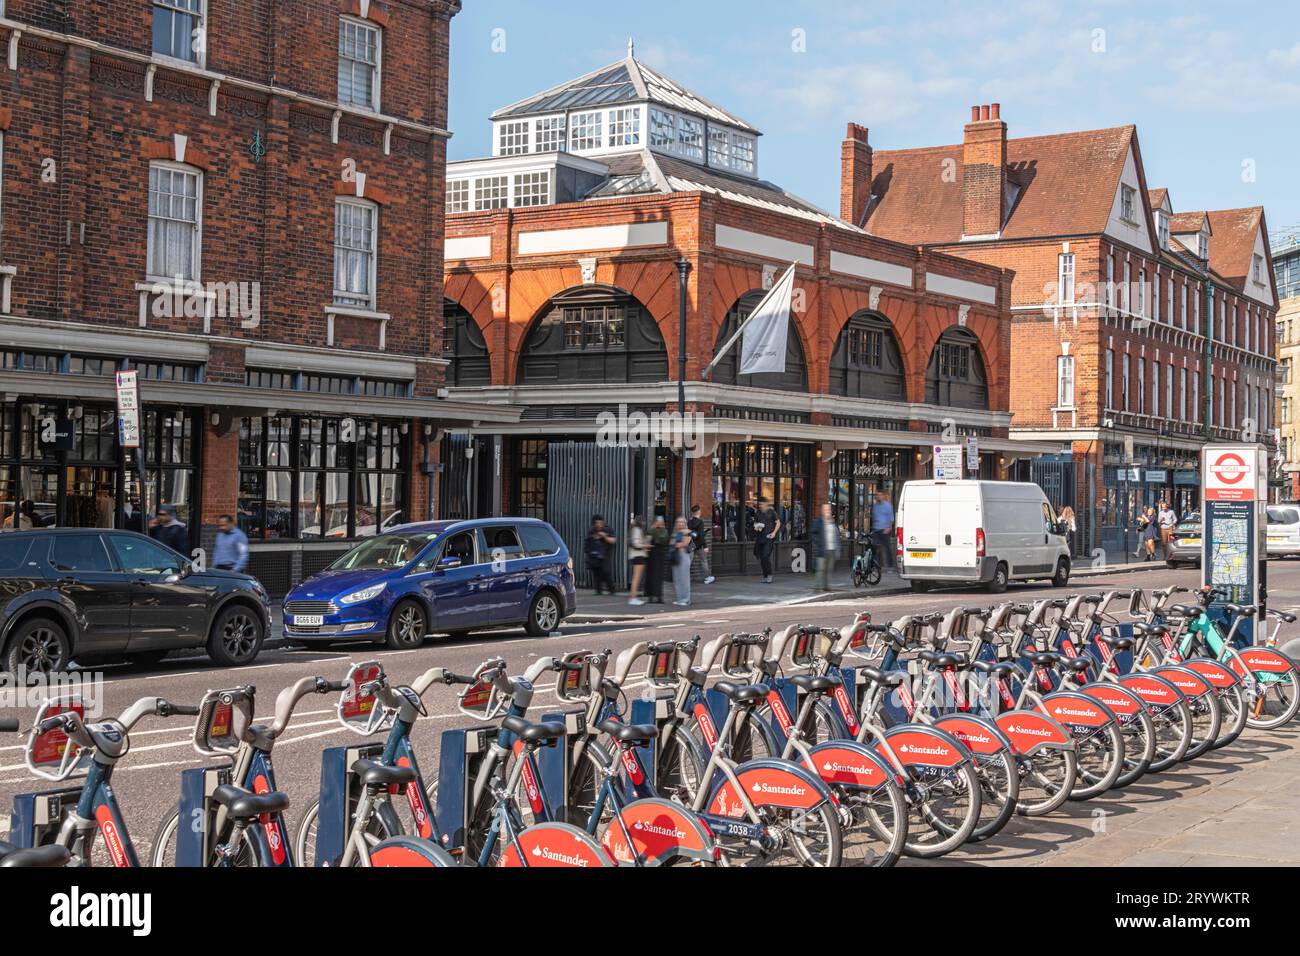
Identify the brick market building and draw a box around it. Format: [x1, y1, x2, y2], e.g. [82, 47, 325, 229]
[441, 48, 1051, 582]
[856, 104, 1280, 558]
[0, 0, 516, 592]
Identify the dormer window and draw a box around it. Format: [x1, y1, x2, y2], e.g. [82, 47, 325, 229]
[1253, 254, 1264, 284]
[731, 134, 755, 175]
[535, 116, 566, 153]
[608, 108, 641, 148]
[570, 112, 603, 152]
[649, 109, 675, 148]
[1198, 229, 1209, 260]
[1157, 211, 1169, 250]
[677, 116, 703, 162]
[497, 121, 529, 156]
[708, 126, 730, 168]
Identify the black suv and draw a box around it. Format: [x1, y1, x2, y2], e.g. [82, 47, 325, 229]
[0, 529, 271, 675]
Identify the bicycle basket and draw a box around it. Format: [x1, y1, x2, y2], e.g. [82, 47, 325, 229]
[555, 651, 595, 702]
[338, 660, 393, 736]
[193, 686, 255, 757]
[458, 661, 507, 720]
[722, 639, 760, 678]
[26, 697, 91, 782]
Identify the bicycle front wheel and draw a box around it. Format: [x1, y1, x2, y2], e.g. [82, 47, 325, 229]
[1210, 682, 1247, 750]
[969, 750, 1019, 841]
[1181, 692, 1222, 761]
[904, 762, 981, 858]
[1069, 722, 1125, 800]
[1242, 662, 1300, 730]
[1016, 747, 1077, 816]
[754, 800, 842, 868]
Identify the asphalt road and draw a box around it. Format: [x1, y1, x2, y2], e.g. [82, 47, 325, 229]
[3, 559, 1298, 864]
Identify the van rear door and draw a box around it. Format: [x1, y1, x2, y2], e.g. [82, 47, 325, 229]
[900, 482, 944, 573]
[936, 484, 980, 572]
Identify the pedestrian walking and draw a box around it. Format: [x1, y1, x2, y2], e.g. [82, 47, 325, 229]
[646, 515, 668, 603]
[688, 504, 715, 584]
[149, 503, 189, 556]
[213, 513, 249, 572]
[810, 503, 841, 591]
[583, 515, 617, 595]
[627, 515, 648, 605]
[1158, 500, 1177, 559]
[671, 516, 692, 606]
[751, 497, 781, 583]
[1140, 506, 1159, 560]
[1059, 505, 1077, 557]
[870, 489, 895, 570]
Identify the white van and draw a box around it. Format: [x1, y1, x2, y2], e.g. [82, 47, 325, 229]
[896, 480, 1070, 593]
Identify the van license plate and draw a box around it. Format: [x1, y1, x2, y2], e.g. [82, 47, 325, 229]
[293, 615, 324, 627]
[908, 550, 934, 559]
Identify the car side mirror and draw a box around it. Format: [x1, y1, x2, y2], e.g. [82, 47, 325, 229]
[163, 573, 182, 584]
[437, 556, 462, 572]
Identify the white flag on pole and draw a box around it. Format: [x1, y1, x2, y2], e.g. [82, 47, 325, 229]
[738, 263, 796, 376]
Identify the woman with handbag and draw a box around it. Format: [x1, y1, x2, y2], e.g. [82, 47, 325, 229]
[670, 516, 692, 606]
[627, 515, 648, 606]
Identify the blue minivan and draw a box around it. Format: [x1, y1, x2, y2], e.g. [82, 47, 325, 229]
[281, 518, 576, 647]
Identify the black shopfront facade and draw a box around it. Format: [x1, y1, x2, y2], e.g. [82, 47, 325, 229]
[827, 447, 910, 563]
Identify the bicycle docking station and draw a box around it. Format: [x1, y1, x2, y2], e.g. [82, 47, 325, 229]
[537, 708, 583, 820]
[314, 741, 386, 866]
[175, 765, 234, 866]
[9, 787, 83, 850]
[628, 696, 673, 788]
[435, 724, 500, 850]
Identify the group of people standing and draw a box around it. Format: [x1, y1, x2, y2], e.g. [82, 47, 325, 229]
[1135, 500, 1180, 561]
[585, 507, 716, 608]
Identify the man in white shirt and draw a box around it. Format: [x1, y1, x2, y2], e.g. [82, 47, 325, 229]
[1157, 501, 1177, 559]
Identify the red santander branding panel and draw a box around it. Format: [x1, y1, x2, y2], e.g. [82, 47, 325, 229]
[252, 773, 287, 865]
[809, 743, 889, 788]
[1080, 684, 1142, 716]
[1232, 648, 1295, 675]
[709, 766, 822, 817]
[1040, 694, 1110, 728]
[1182, 659, 1238, 689]
[1151, 667, 1212, 700]
[878, 728, 964, 767]
[932, 716, 1003, 755]
[498, 825, 613, 868]
[601, 799, 709, 864]
[95, 805, 131, 868]
[1118, 673, 1180, 706]
[994, 711, 1071, 755]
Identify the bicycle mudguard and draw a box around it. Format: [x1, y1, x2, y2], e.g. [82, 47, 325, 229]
[872, 724, 970, 770]
[806, 740, 895, 791]
[496, 822, 615, 868]
[600, 797, 716, 866]
[1230, 647, 1296, 676]
[1038, 691, 1117, 734]
[1078, 682, 1145, 726]
[367, 836, 457, 867]
[1150, 665, 1215, 701]
[932, 714, 1013, 757]
[1180, 658, 1241, 689]
[706, 759, 834, 817]
[993, 710, 1073, 756]
[1116, 672, 1186, 711]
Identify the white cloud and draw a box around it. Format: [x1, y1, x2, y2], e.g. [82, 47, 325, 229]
[774, 63, 966, 124]
[1267, 42, 1300, 68]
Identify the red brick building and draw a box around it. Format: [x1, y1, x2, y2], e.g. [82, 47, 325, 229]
[856, 104, 1279, 556]
[0, 0, 513, 592]
[442, 50, 1049, 580]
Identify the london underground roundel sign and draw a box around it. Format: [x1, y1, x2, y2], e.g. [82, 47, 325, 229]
[1204, 449, 1255, 501]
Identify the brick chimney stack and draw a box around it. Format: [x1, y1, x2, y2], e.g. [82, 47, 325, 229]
[840, 122, 873, 227]
[962, 103, 1007, 239]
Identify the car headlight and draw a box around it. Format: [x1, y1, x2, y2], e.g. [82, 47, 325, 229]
[339, 583, 386, 605]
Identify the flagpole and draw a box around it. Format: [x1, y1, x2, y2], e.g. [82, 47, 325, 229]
[676, 258, 690, 516]
[702, 262, 797, 379]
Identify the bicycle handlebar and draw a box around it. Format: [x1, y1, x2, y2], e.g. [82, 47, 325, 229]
[269, 676, 344, 739]
[0, 718, 18, 733]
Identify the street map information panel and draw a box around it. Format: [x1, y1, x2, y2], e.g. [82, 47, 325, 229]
[1205, 500, 1252, 605]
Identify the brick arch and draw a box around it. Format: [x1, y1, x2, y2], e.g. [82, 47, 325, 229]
[444, 271, 507, 383]
[822, 284, 920, 390]
[708, 261, 820, 361]
[502, 260, 680, 385]
[143, 137, 213, 170]
[916, 304, 1002, 408]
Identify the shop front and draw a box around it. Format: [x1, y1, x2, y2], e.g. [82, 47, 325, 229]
[827, 447, 909, 565]
[710, 440, 812, 575]
[0, 398, 201, 543]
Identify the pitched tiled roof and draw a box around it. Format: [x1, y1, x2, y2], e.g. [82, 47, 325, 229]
[1169, 211, 1209, 236]
[491, 55, 758, 133]
[1206, 207, 1267, 293]
[1147, 187, 1168, 211]
[864, 125, 1136, 245]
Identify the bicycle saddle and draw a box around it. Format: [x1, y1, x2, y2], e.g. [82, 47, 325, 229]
[1131, 623, 1166, 637]
[788, 674, 841, 693]
[596, 719, 657, 745]
[918, 649, 968, 668]
[1225, 604, 1257, 617]
[0, 841, 70, 868]
[712, 681, 767, 704]
[501, 715, 566, 744]
[212, 784, 291, 820]
[1168, 604, 1200, 617]
[351, 759, 417, 789]
[1097, 633, 1135, 650]
[858, 666, 905, 688]
[1022, 651, 1063, 667]
[1061, 657, 1093, 673]
[1274, 611, 1297, 623]
[970, 660, 1016, 678]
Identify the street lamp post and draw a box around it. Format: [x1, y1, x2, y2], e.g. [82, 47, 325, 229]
[676, 258, 690, 517]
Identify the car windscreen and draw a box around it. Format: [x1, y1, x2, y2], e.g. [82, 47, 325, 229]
[328, 533, 439, 570]
[1266, 507, 1299, 525]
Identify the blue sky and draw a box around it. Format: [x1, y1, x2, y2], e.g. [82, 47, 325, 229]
[448, 0, 1300, 243]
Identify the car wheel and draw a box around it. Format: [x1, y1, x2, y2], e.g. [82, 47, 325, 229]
[207, 605, 265, 667]
[386, 601, 428, 649]
[525, 590, 562, 636]
[987, 562, 1009, 594]
[4, 618, 71, 680]
[1051, 559, 1070, 588]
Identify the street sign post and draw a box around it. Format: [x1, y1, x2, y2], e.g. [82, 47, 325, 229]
[933, 444, 963, 480]
[115, 371, 141, 449]
[965, 437, 979, 475]
[1201, 443, 1268, 641]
